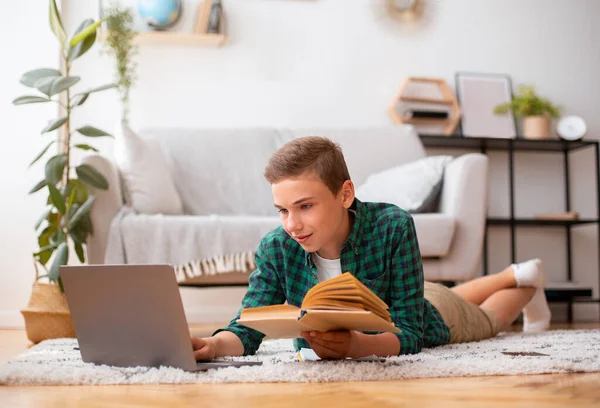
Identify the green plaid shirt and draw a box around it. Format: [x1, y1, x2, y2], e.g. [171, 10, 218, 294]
[214, 198, 450, 355]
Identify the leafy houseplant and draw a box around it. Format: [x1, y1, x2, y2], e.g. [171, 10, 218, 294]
[493, 84, 562, 139]
[101, 4, 138, 124]
[13, 0, 117, 342]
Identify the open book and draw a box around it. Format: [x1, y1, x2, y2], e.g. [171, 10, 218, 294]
[236, 272, 401, 339]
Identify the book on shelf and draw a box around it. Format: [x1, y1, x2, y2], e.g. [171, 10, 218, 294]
[236, 272, 401, 339]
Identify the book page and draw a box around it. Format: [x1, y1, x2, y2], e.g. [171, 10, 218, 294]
[298, 310, 401, 334]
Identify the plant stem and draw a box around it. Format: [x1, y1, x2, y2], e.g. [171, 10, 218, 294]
[63, 54, 71, 239]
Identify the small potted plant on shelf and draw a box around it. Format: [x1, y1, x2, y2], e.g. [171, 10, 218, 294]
[13, 0, 116, 344]
[493, 84, 561, 140]
[101, 3, 138, 124]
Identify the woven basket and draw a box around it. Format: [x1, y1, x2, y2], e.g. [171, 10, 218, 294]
[20, 264, 76, 344]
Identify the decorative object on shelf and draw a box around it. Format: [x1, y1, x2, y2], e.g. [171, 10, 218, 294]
[194, 0, 212, 34]
[12, 0, 115, 343]
[388, 77, 461, 136]
[385, 0, 424, 21]
[455, 72, 517, 139]
[533, 212, 580, 221]
[101, 4, 138, 124]
[493, 84, 562, 140]
[137, 0, 182, 31]
[207, 0, 222, 34]
[557, 115, 587, 141]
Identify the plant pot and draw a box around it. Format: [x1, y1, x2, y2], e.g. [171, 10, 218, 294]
[20, 281, 76, 344]
[523, 115, 551, 139]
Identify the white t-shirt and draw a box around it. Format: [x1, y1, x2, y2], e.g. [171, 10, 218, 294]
[312, 252, 342, 282]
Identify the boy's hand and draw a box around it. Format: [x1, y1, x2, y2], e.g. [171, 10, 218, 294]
[191, 336, 217, 361]
[301, 330, 358, 359]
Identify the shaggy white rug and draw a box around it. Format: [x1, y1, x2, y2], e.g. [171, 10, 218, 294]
[0, 329, 599, 385]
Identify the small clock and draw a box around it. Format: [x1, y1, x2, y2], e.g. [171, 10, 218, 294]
[557, 116, 587, 141]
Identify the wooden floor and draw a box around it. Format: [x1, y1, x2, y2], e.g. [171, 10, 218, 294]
[1, 323, 599, 408]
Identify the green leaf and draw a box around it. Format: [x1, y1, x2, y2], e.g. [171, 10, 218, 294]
[41, 116, 68, 134]
[45, 154, 67, 185]
[35, 244, 57, 256]
[75, 242, 85, 263]
[49, 242, 68, 281]
[34, 76, 59, 96]
[49, 229, 66, 246]
[19, 68, 61, 88]
[47, 183, 66, 214]
[69, 195, 96, 228]
[30, 141, 55, 167]
[12, 95, 51, 105]
[49, 0, 66, 48]
[76, 126, 112, 138]
[38, 250, 54, 266]
[70, 228, 85, 244]
[68, 19, 97, 62]
[70, 84, 117, 108]
[49, 76, 80, 97]
[75, 83, 117, 95]
[29, 179, 47, 194]
[69, 179, 90, 204]
[74, 144, 98, 152]
[70, 19, 104, 47]
[75, 164, 108, 190]
[39, 226, 54, 246]
[35, 205, 53, 230]
[70, 93, 89, 107]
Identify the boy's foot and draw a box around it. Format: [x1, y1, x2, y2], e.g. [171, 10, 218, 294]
[512, 258, 545, 288]
[512, 259, 551, 331]
[523, 287, 552, 332]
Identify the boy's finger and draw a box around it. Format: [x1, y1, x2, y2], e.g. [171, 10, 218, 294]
[194, 347, 211, 361]
[310, 331, 347, 343]
[190, 336, 206, 350]
[310, 341, 345, 359]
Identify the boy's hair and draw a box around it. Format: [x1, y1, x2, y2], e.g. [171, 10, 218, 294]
[264, 136, 351, 195]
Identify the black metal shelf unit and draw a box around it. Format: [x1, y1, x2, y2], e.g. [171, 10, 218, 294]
[420, 134, 600, 322]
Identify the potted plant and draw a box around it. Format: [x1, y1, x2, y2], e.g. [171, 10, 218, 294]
[101, 4, 138, 124]
[13, 0, 116, 343]
[494, 84, 561, 140]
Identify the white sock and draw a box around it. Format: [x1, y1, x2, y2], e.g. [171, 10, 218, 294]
[523, 287, 551, 332]
[512, 258, 545, 288]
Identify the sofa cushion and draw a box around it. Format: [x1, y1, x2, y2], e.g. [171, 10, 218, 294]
[114, 123, 184, 215]
[412, 213, 456, 257]
[354, 155, 453, 213]
[143, 128, 285, 216]
[143, 126, 426, 216]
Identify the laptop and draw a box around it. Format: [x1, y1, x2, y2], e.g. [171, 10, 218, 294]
[60, 264, 262, 372]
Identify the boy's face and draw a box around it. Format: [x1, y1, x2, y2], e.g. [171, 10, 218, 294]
[272, 174, 354, 259]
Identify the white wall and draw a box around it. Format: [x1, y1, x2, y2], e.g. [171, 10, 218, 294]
[0, 1, 62, 326]
[2, 0, 599, 327]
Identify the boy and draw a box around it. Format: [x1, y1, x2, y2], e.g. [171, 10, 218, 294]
[192, 136, 551, 360]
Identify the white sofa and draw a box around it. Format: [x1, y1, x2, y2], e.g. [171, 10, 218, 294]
[83, 126, 489, 284]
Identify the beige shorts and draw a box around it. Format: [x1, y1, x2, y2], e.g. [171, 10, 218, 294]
[424, 281, 502, 344]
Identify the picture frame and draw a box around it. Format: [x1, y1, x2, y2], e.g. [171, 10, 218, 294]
[454, 72, 517, 139]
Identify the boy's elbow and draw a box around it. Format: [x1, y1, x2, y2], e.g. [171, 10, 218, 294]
[395, 331, 423, 355]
